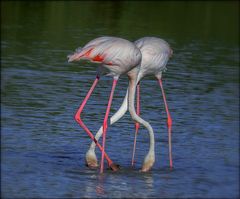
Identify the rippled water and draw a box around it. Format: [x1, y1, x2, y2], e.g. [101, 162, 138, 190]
[1, 1, 239, 198]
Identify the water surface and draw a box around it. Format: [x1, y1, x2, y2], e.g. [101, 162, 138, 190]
[1, 1, 239, 198]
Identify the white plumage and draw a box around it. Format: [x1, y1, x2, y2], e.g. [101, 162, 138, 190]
[70, 36, 158, 173]
[86, 36, 173, 171]
[68, 36, 142, 77]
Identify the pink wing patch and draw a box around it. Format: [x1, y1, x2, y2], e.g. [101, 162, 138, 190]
[84, 49, 113, 65]
[92, 54, 105, 62]
[69, 47, 113, 65]
[80, 48, 94, 58]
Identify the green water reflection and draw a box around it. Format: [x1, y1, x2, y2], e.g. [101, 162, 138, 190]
[1, 1, 239, 51]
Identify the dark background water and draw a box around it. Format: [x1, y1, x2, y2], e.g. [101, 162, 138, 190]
[1, 1, 239, 198]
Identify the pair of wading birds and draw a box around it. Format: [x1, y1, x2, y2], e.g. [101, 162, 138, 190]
[68, 36, 173, 173]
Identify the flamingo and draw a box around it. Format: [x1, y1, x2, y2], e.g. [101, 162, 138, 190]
[68, 36, 155, 173]
[86, 37, 173, 170]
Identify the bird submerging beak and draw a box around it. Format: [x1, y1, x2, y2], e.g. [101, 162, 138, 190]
[85, 37, 173, 172]
[68, 36, 158, 173]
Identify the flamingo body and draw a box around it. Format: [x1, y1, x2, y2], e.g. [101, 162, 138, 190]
[135, 37, 172, 81]
[68, 36, 141, 78]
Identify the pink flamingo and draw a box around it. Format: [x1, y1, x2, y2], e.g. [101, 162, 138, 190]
[68, 36, 155, 173]
[86, 37, 173, 170]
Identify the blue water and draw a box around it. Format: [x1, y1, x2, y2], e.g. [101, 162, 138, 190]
[1, 1, 239, 198]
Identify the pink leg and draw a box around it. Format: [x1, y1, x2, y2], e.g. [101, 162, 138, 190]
[74, 75, 116, 169]
[100, 78, 118, 173]
[131, 82, 140, 166]
[158, 78, 173, 168]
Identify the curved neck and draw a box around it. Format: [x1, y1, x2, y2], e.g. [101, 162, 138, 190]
[127, 75, 155, 154]
[110, 88, 128, 124]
